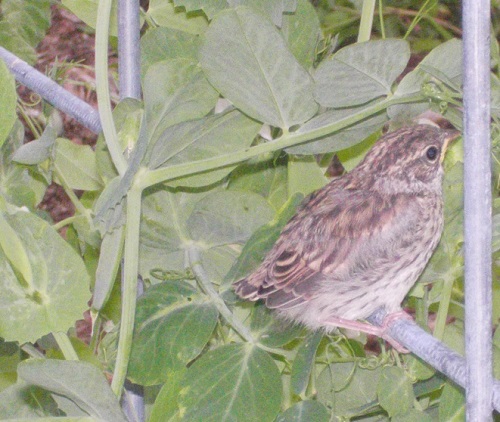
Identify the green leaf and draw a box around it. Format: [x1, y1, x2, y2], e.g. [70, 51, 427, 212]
[287, 155, 327, 196]
[140, 27, 199, 78]
[149, 369, 186, 422]
[228, 0, 295, 27]
[0, 60, 17, 148]
[200, 7, 318, 129]
[0, 121, 48, 209]
[128, 281, 218, 385]
[224, 193, 303, 285]
[389, 38, 462, 120]
[392, 408, 433, 422]
[148, 110, 262, 188]
[92, 226, 124, 311]
[187, 190, 274, 246]
[18, 359, 127, 421]
[286, 107, 387, 155]
[228, 155, 288, 211]
[62, 0, 119, 36]
[250, 302, 304, 347]
[438, 381, 465, 421]
[0, 209, 90, 343]
[12, 126, 57, 165]
[147, 0, 208, 34]
[317, 362, 382, 417]
[276, 400, 330, 422]
[291, 331, 323, 395]
[179, 343, 282, 421]
[54, 138, 103, 191]
[173, 0, 228, 19]
[314, 39, 410, 108]
[281, 0, 322, 69]
[0, 0, 51, 64]
[144, 59, 218, 143]
[377, 366, 415, 417]
[0, 380, 60, 418]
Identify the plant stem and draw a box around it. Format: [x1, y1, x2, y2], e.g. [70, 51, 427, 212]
[139, 94, 423, 190]
[21, 343, 45, 359]
[95, 0, 127, 176]
[358, 0, 376, 42]
[433, 277, 454, 340]
[111, 183, 143, 397]
[378, 0, 386, 39]
[53, 331, 79, 360]
[187, 245, 255, 343]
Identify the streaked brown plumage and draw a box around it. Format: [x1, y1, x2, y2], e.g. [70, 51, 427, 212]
[234, 125, 459, 348]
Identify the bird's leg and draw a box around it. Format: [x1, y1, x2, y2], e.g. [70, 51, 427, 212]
[322, 313, 412, 353]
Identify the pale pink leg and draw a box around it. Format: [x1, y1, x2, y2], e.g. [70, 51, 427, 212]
[323, 312, 412, 353]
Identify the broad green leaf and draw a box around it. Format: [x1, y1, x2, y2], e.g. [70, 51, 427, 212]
[250, 302, 304, 347]
[147, 0, 208, 34]
[0, 380, 60, 418]
[389, 39, 462, 120]
[0, 209, 90, 343]
[148, 110, 261, 188]
[286, 108, 387, 155]
[12, 126, 57, 165]
[0, 121, 48, 209]
[228, 0, 296, 27]
[392, 409, 433, 422]
[92, 226, 124, 311]
[287, 155, 327, 196]
[54, 138, 103, 191]
[224, 193, 303, 285]
[228, 155, 288, 211]
[314, 39, 410, 108]
[62, 0, 119, 36]
[438, 382, 465, 421]
[140, 27, 199, 78]
[0, 60, 17, 148]
[173, 0, 228, 19]
[149, 369, 186, 422]
[377, 366, 415, 417]
[140, 187, 273, 285]
[187, 190, 274, 246]
[0, 0, 51, 64]
[179, 343, 282, 421]
[276, 400, 330, 422]
[128, 281, 218, 385]
[281, 0, 322, 69]
[144, 59, 218, 143]
[200, 7, 318, 129]
[291, 331, 323, 395]
[18, 359, 127, 421]
[317, 362, 382, 417]
[403, 355, 435, 381]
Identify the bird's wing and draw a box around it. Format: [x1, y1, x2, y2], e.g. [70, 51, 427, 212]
[234, 189, 420, 310]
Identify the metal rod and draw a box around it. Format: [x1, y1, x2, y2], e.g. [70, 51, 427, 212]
[462, 0, 493, 419]
[0, 46, 102, 134]
[118, 0, 142, 100]
[367, 311, 500, 412]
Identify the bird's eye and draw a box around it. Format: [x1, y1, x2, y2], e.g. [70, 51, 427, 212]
[426, 146, 439, 161]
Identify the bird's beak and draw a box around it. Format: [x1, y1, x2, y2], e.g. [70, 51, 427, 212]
[440, 130, 461, 163]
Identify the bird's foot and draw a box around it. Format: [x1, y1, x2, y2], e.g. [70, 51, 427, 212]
[323, 312, 412, 353]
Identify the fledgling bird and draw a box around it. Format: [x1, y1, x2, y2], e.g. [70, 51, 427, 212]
[234, 125, 460, 350]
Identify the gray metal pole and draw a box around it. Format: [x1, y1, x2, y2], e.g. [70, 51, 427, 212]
[118, 0, 142, 100]
[0, 46, 102, 134]
[462, 0, 493, 419]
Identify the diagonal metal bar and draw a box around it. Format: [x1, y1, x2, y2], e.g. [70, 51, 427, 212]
[0, 46, 102, 134]
[368, 311, 500, 412]
[462, 0, 493, 419]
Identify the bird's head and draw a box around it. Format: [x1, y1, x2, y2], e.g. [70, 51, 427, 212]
[355, 125, 460, 194]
